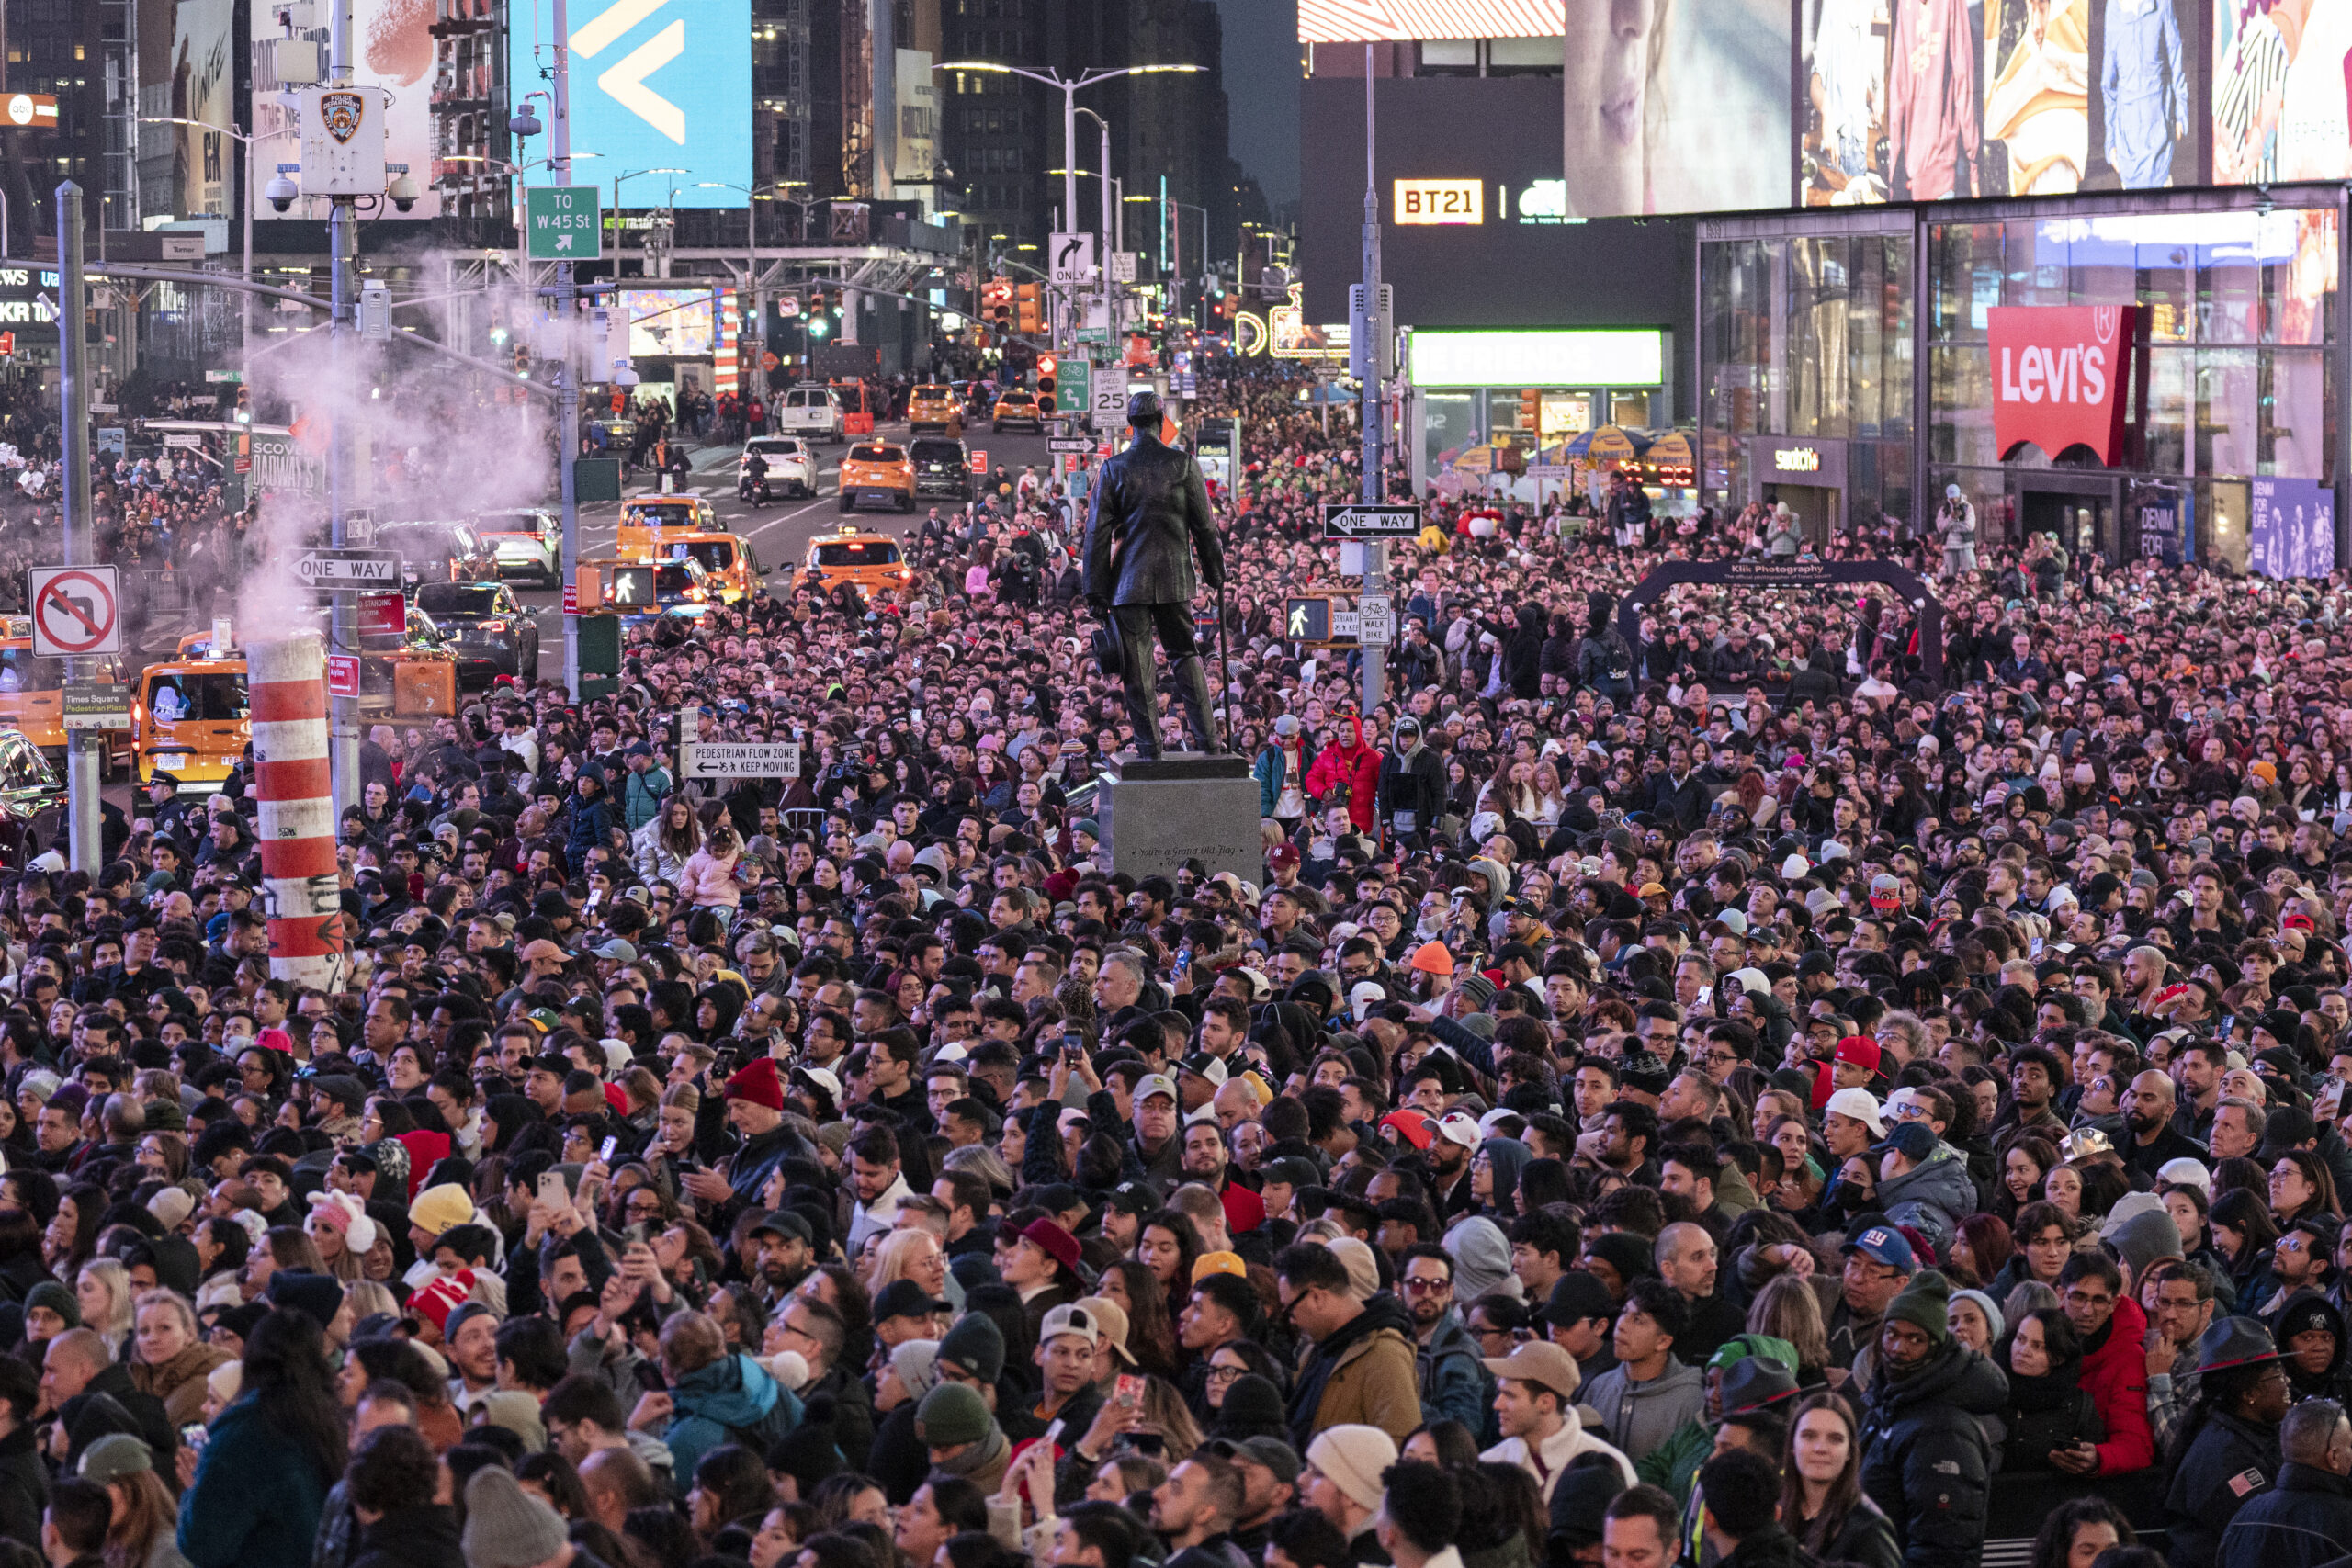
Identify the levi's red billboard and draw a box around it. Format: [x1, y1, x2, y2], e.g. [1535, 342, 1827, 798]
[1987, 305, 2139, 467]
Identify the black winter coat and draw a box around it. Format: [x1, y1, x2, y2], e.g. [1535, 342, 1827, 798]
[1858, 1341, 2006, 1568]
[1081, 433, 1223, 606]
[349, 1505, 463, 1568]
[0, 1422, 44, 1553]
[1999, 1371, 2105, 1472]
[2216, 1461, 2352, 1568]
[2166, 1409, 2283, 1568]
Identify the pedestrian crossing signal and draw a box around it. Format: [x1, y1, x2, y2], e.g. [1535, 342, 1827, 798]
[1284, 597, 1332, 643]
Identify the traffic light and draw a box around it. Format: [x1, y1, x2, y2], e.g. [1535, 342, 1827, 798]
[514, 344, 530, 378]
[1035, 354, 1057, 412]
[1520, 389, 1541, 430]
[1015, 282, 1042, 334]
[233, 384, 251, 423]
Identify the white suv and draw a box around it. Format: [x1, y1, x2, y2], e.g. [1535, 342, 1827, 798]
[774, 385, 843, 443]
[741, 435, 816, 497]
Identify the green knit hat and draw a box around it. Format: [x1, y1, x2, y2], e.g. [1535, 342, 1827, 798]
[1885, 1268, 1951, 1344]
[26, 1281, 79, 1329]
[916, 1381, 992, 1448]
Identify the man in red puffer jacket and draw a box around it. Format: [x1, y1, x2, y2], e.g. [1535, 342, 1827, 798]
[2062, 1250, 2155, 1476]
[1306, 713, 1384, 835]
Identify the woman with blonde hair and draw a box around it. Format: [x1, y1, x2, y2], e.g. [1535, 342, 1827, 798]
[128, 1289, 232, 1426]
[864, 1227, 950, 1306]
[76, 1258, 135, 1358]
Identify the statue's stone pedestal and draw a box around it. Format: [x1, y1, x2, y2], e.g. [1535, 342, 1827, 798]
[1095, 752, 1261, 883]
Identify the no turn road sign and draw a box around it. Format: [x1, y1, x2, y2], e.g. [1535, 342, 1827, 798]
[29, 566, 121, 657]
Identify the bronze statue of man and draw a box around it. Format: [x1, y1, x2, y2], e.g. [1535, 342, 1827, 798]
[1081, 389, 1225, 759]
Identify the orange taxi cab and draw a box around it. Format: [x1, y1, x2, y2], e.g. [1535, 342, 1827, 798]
[907, 384, 964, 436]
[802, 525, 913, 595]
[838, 442, 915, 513]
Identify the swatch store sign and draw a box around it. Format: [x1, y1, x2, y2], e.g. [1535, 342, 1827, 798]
[1988, 305, 2139, 467]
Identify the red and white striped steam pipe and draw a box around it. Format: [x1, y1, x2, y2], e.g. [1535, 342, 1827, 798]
[248, 634, 347, 989]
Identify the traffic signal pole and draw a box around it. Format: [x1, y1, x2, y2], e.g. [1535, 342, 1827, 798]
[56, 183, 99, 874]
[554, 0, 581, 699]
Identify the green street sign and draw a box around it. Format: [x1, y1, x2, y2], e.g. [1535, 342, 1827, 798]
[526, 186, 602, 261]
[1059, 356, 1091, 421]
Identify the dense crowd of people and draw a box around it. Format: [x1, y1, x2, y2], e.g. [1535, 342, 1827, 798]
[0, 355, 2347, 1568]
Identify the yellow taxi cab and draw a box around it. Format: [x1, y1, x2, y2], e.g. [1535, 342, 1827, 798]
[135, 635, 250, 788]
[617, 496, 719, 534]
[990, 388, 1044, 433]
[616, 522, 763, 604]
[802, 525, 913, 594]
[907, 384, 964, 436]
[0, 615, 131, 773]
[838, 441, 915, 513]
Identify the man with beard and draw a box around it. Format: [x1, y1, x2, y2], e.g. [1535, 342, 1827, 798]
[1396, 1246, 1487, 1436]
[1277, 1242, 1421, 1447]
[1428, 1113, 1478, 1219]
[1177, 1118, 1268, 1253]
[2121, 1070, 2205, 1184]
[744, 1211, 815, 1305]
[1148, 1451, 1249, 1568]
[1858, 1271, 2004, 1568]
[1203, 1436, 1299, 1559]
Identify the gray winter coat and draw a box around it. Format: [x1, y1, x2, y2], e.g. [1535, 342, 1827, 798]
[1581, 1355, 1705, 1465]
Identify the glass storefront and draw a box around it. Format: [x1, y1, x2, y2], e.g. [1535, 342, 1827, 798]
[1700, 193, 2343, 567]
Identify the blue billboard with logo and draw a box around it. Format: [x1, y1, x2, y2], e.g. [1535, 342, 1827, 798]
[510, 0, 752, 209]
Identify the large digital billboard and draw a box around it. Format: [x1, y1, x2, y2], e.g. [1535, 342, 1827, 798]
[1804, 0, 2199, 206]
[1297, 77, 1692, 328]
[1306, 0, 2246, 226]
[2214, 0, 2352, 185]
[511, 0, 752, 209]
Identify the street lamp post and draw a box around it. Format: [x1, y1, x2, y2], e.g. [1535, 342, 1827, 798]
[696, 180, 789, 403]
[137, 115, 257, 370]
[613, 166, 687, 273]
[933, 61, 1197, 341]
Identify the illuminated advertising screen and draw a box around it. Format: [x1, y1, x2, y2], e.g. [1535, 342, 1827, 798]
[1805, 0, 2198, 205]
[1408, 330, 1666, 389]
[1564, 0, 1791, 217]
[1297, 76, 1693, 328]
[512, 0, 752, 208]
[627, 289, 717, 357]
[2214, 0, 2352, 184]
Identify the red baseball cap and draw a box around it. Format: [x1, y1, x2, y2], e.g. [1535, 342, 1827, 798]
[1834, 1036, 1883, 1074]
[1379, 1110, 1437, 1151]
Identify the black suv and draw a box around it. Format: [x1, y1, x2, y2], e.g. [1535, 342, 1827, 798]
[910, 436, 974, 502]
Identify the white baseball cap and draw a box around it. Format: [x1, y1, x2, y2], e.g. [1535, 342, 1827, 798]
[1434, 1111, 1481, 1149]
[1824, 1088, 1884, 1137]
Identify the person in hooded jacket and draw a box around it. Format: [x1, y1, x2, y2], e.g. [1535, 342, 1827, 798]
[1377, 718, 1446, 845]
[1576, 593, 1635, 707]
[655, 1309, 802, 1480]
[1277, 1241, 1421, 1448]
[2274, 1290, 2352, 1405]
[1996, 1307, 2103, 1472]
[565, 763, 616, 874]
[1304, 714, 1384, 836]
[1871, 1124, 1978, 1258]
[1857, 1271, 2007, 1568]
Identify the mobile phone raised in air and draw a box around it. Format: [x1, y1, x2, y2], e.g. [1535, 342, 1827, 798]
[600, 1136, 619, 1164]
[537, 1171, 568, 1208]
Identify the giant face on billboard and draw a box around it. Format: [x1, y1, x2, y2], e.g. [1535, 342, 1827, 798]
[1562, 0, 1792, 218]
[512, 0, 752, 208]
